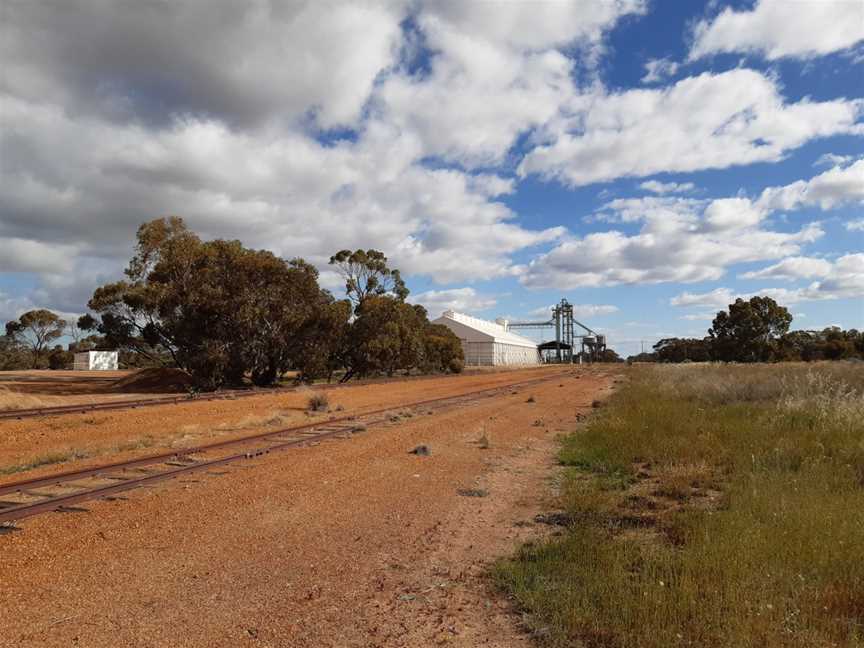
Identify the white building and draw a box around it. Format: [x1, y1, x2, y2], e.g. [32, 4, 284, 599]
[73, 350, 119, 371]
[432, 311, 540, 366]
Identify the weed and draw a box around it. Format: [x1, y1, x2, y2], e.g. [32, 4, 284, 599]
[0, 449, 90, 475]
[307, 393, 330, 412]
[457, 488, 488, 498]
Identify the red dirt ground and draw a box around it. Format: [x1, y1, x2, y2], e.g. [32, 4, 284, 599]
[0, 368, 618, 647]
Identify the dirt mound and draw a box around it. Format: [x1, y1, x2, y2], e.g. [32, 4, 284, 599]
[111, 368, 194, 393]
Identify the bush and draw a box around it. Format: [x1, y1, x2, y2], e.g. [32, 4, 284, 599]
[307, 393, 330, 412]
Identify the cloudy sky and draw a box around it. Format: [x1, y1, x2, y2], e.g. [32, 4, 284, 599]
[1, 0, 862, 356]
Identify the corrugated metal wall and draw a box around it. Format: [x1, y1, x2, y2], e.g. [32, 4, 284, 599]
[462, 341, 540, 366]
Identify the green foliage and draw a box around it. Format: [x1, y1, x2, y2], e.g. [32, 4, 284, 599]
[496, 364, 864, 647]
[709, 295, 792, 362]
[87, 217, 349, 389]
[4, 309, 67, 368]
[47, 345, 72, 370]
[328, 252, 464, 382]
[328, 248, 409, 311]
[630, 297, 861, 364]
[342, 297, 427, 380]
[421, 323, 464, 374]
[0, 334, 30, 370]
[652, 336, 712, 362]
[84, 218, 460, 388]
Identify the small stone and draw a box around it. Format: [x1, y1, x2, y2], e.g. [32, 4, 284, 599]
[409, 445, 431, 456]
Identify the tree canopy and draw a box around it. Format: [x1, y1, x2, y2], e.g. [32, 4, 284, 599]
[78, 219, 464, 389]
[709, 296, 793, 362]
[627, 296, 862, 364]
[4, 309, 67, 368]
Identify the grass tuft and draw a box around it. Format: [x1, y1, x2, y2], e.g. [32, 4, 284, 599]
[306, 393, 330, 412]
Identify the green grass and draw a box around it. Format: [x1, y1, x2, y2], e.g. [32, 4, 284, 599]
[495, 363, 864, 647]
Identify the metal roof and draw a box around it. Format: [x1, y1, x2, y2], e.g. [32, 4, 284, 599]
[434, 311, 539, 348]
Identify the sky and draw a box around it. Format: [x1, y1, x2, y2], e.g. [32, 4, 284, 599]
[1, 0, 862, 357]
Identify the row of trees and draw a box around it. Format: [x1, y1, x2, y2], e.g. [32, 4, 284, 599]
[1, 218, 464, 388]
[628, 296, 864, 363]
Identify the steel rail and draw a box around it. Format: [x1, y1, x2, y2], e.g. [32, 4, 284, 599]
[0, 371, 568, 524]
[0, 367, 556, 421]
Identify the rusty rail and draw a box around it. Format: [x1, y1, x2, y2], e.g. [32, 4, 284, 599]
[0, 366, 555, 421]
[0, 371, 569, 525]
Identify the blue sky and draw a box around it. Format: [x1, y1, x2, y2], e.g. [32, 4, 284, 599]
[1, 0, 862, 356]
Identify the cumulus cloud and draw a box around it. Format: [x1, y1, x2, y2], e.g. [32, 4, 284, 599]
[377, 0, 643, 166]
[690, 0, 864, 61]
[521, 193, 822, 289]
[639, 180, 695, 195]
[0, 238, 78, 274]
[846, 218, 864, 232]
[1, 0, 408, 130]
[670, 288, 736, 309]
[641, 57, 679, 84]
[0, 90, 564, 288]
[757, 159, 864, 211]
[672, 254, 864, 307]
[518, 69, 863, 187]
[1, 0, 646, 316]
[814, 153, 854, 168]
[740, 256, 834, 281]
[409, 287, 496, 317]
[529, 304, 619, 319]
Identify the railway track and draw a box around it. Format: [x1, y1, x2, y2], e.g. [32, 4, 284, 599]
[0, 371, 568, 525]
[0, 367, 555, 421]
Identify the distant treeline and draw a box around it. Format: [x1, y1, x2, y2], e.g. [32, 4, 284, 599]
[2, 218, 464, 389]
[628, 296, 864, 363]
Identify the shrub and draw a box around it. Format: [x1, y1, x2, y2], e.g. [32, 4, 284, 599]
[307, 393, 329, 412]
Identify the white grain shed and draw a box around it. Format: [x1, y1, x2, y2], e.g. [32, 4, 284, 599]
[73, 350, 118, 371]
[432, 311, 540, 366]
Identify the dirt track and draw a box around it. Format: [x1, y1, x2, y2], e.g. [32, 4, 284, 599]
[0, 368, 617, 647]
[1, 367, 563, 481]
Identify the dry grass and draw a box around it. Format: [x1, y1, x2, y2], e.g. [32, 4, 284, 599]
[0, 385, 46, 411]
[0, 449, 90, 475]
[215, 411, 291, 431]
[307, 393, 330, 412]
[495, 362, 864, 647]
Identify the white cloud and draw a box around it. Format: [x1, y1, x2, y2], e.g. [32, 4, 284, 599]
[758, 159, 864, 211]
[0, 238, 78, 274]
[377, 0, 643, 166]
[1, 1, 408, 130]
[679, 312, 717, 321]
[670, 288, 736, 309]
[740, 256, 833, 281]
[0, 95, 564, 289]
[672, 254, 864, 308]
[846, 218, 864, 232]
[690, 0, 864, 61]
[519, 69, 863, 187]
[522, 193, 822, 289]
[409, 287, 496, 317]
[641, 57, 679, 84]
[0, 291, 38, 324]
[639, 180, 695, 194]
[528, 304, 619, 319]
[0, 0, 646, 317]
[814, 153, 854, 168]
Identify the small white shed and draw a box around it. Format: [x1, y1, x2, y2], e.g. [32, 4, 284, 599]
[73, 350, 119, 371]
[432, 311, 540, 366]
